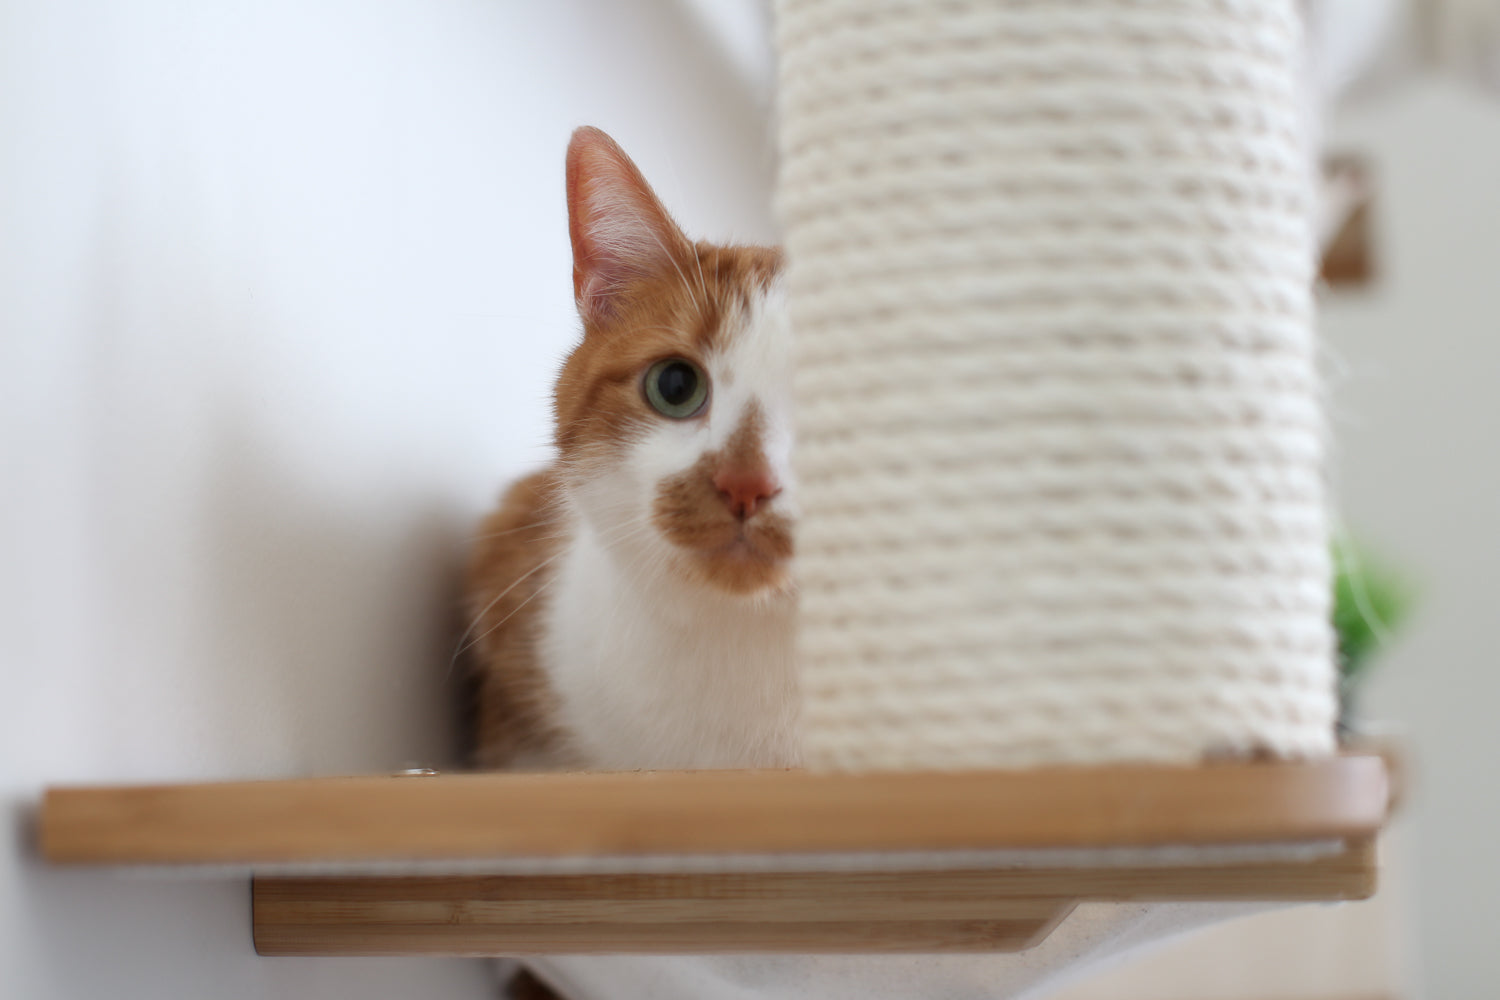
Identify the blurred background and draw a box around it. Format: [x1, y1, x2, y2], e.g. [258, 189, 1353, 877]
[2, 1, 1496, 997]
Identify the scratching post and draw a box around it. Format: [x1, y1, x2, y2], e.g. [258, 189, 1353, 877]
[778, 0, 1337, 770]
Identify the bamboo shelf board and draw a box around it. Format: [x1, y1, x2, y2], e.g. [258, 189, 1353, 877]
[250, 839, 1378, 955]
[40, 757, 1389, 956]
[41, 756, 1389, 867]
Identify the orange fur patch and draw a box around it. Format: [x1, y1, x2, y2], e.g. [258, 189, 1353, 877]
[462, 470, 578, 769]
[552, 241, 782, 458]
[652, 401, 795, 595]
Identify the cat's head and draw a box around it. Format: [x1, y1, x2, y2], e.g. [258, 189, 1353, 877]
[553, 127, 794, 598]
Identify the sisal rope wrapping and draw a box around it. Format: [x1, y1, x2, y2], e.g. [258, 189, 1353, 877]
[776, 0, 1337, 771]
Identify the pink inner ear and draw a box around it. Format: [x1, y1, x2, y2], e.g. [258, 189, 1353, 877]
[566, 127, 689, 324]
[576, 263, 628, 322]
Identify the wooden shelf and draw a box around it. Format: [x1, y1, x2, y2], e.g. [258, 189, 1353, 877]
[38, 755, 1391, 956]
[248, 842, 1378, 956]
[41, 756, 1388, 864]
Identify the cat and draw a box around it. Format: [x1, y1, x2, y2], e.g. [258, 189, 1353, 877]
[460, 126, 800, 772]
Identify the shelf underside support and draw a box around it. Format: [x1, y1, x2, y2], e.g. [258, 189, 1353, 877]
[251, 838, 1376, 956]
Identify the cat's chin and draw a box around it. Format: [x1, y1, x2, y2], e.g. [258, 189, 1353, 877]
[683, 536, 794, 598]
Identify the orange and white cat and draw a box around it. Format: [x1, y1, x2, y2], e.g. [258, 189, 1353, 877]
[462, 127, 800, 772]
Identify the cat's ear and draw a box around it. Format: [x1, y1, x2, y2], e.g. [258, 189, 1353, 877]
[566, 127, 693, 326]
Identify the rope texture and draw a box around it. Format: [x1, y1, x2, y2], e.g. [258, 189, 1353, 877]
[775, 0, 1337, 770]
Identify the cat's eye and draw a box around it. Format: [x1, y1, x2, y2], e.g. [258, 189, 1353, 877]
[643, 358, 709, 419]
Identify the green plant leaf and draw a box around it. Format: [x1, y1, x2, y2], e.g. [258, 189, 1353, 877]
[1331, 531, 1415, 713]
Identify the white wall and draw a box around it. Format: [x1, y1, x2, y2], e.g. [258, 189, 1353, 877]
[0, 2, 773, 996]
[1323, 78, 1500, 998]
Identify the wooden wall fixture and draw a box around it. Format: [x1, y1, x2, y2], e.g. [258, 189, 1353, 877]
[39, 756, 1391, 956]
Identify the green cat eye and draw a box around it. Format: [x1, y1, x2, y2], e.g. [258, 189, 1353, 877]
[643, 358, 709, 419]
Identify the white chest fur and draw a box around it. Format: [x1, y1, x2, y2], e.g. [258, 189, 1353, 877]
[539, 520, 801, 770]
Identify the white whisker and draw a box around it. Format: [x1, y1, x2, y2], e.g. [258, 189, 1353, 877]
[448, 549, 568, 676]
[692, 242, 710, 305]
[466, 521, 555, 543]
[645, 227, 706, 319]
[454, 575, 559, 662]
[457, 515, 657, 678]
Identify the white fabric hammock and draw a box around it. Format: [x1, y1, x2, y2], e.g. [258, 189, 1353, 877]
[529, 903, 1275, 1000]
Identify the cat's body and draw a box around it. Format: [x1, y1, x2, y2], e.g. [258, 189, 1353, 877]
[463, 128, 800, 772]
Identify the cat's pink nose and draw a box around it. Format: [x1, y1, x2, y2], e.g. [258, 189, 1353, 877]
[714, 467, 780, 520]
